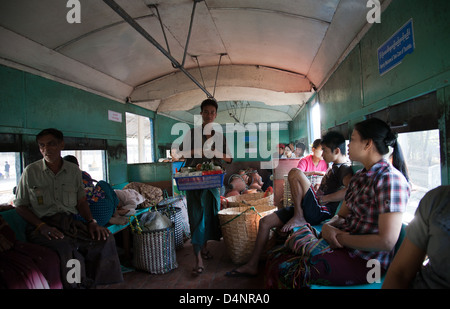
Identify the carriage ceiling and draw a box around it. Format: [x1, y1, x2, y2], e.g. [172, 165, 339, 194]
[0, 0, 389, 124]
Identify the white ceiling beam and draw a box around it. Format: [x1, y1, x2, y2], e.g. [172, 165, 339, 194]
[0, 26, 133, 102]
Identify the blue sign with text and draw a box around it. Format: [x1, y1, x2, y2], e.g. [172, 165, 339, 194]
[377, 19, 415, 75]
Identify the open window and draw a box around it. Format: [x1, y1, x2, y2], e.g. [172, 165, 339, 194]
[61, 150, 106, 182]
[62, 136, 107, 181]
[0, 152, 19, 205]
[126, 112, 154, 164]
[368, 92, 443, 222]
[0, 134, 21, 205]
[310, 102, 321, 148]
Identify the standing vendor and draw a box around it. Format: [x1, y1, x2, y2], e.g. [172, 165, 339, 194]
[179, 98, 232, 275]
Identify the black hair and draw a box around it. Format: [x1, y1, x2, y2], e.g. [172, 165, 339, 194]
[200, 98, 218, 112]
[354, 117, 409, 181]
[36, 128, 64, 142]
[63, 155, 79, 166]
[312, 139, 322, 149]
[295, 142, 306, 152]
[321, 131, 346, 155]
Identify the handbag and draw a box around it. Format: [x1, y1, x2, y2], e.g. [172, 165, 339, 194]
[75, 180, 118, 226]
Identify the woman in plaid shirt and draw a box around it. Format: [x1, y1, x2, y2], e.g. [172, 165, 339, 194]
[319, 117, 411, 283]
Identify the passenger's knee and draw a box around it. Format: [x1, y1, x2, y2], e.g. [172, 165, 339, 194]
[259, 215, 275, 231]
[288, 168, 301, 182]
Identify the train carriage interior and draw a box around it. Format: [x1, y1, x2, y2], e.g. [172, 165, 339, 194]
[0, 0, 449, 291]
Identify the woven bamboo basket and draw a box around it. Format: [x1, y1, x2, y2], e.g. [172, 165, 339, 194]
[218, 205, 276, 264]
[130, 216, 178, 274]
[225, 192, 274, 208]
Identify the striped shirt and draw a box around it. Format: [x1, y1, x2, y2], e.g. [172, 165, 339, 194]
[342, 159, 410, 269]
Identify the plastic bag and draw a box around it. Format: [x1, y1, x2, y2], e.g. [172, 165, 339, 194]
[139, 211, 172, 232]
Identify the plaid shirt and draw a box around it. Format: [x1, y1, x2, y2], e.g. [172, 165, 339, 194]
[342, 159, 410, 269]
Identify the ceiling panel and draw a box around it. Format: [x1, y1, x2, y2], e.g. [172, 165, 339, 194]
[0, 0, 384, 124]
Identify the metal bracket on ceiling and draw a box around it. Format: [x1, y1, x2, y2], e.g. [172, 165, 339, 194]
[146, 4, 172, 66]
[147, 1, 203, 69]
[103, 0, 213, 98]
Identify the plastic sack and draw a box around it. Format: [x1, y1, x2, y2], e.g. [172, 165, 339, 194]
[114, 189, 146, 216]
[139, 211, 172, 232]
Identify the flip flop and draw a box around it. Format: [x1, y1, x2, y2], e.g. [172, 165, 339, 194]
[192, 266, 204, 276]
[225, 269, 257, 278]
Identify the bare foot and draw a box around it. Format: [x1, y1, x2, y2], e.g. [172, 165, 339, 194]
[281, 217, 307, 233]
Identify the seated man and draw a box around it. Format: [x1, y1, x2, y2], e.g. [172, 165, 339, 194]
[382, 185, 450, 289]
[226, 131, 353, 277]
[14, 128, 123, 288]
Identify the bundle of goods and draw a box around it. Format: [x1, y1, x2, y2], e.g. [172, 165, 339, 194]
[225, 189, 273, 208]
[219, 205, 277, 264]
[225, 169, 265, 197]
[174, 162, 225, 191]
[123, 182, 163, 209]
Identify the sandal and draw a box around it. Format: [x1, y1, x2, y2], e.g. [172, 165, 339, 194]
[192, 266, 204, 276]
[201, 250, 213, 260]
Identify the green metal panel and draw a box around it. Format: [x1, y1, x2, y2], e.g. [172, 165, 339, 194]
[107, 139, 128, 186]
[127, 162, 172, 182]
[318, 47, 364, 129]
[24, 73, 125, 139]
[0, 66, 25, 131]
[360, 0, 450, 108]
[289, 106, 309, 143]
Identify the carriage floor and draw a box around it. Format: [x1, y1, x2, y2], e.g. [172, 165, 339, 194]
[98, 238, 265, 289]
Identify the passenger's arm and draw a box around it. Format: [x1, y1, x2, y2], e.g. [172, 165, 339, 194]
[16, 205, 64, 240]
[336, 212, 403, 252]
[320, 174, 352, 204]
[321, 201, 350, 248]
[382, 237, 426, 288]
[76, 197, 111, 240]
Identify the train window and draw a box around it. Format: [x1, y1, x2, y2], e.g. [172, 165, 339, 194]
[126, 112, 154, 164]
[61, 150, 106, 182]
[0, 152, 19, 205]
[310, 102, 321, 144]
[397, 129, 441, 223]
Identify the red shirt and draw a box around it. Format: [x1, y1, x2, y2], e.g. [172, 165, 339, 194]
[297, 154, 328, 172]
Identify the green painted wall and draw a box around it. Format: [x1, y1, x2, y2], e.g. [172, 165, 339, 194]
[0, 65, 156, 185]
[318, 0, 450, 130]
[289, 97, 312, 146]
